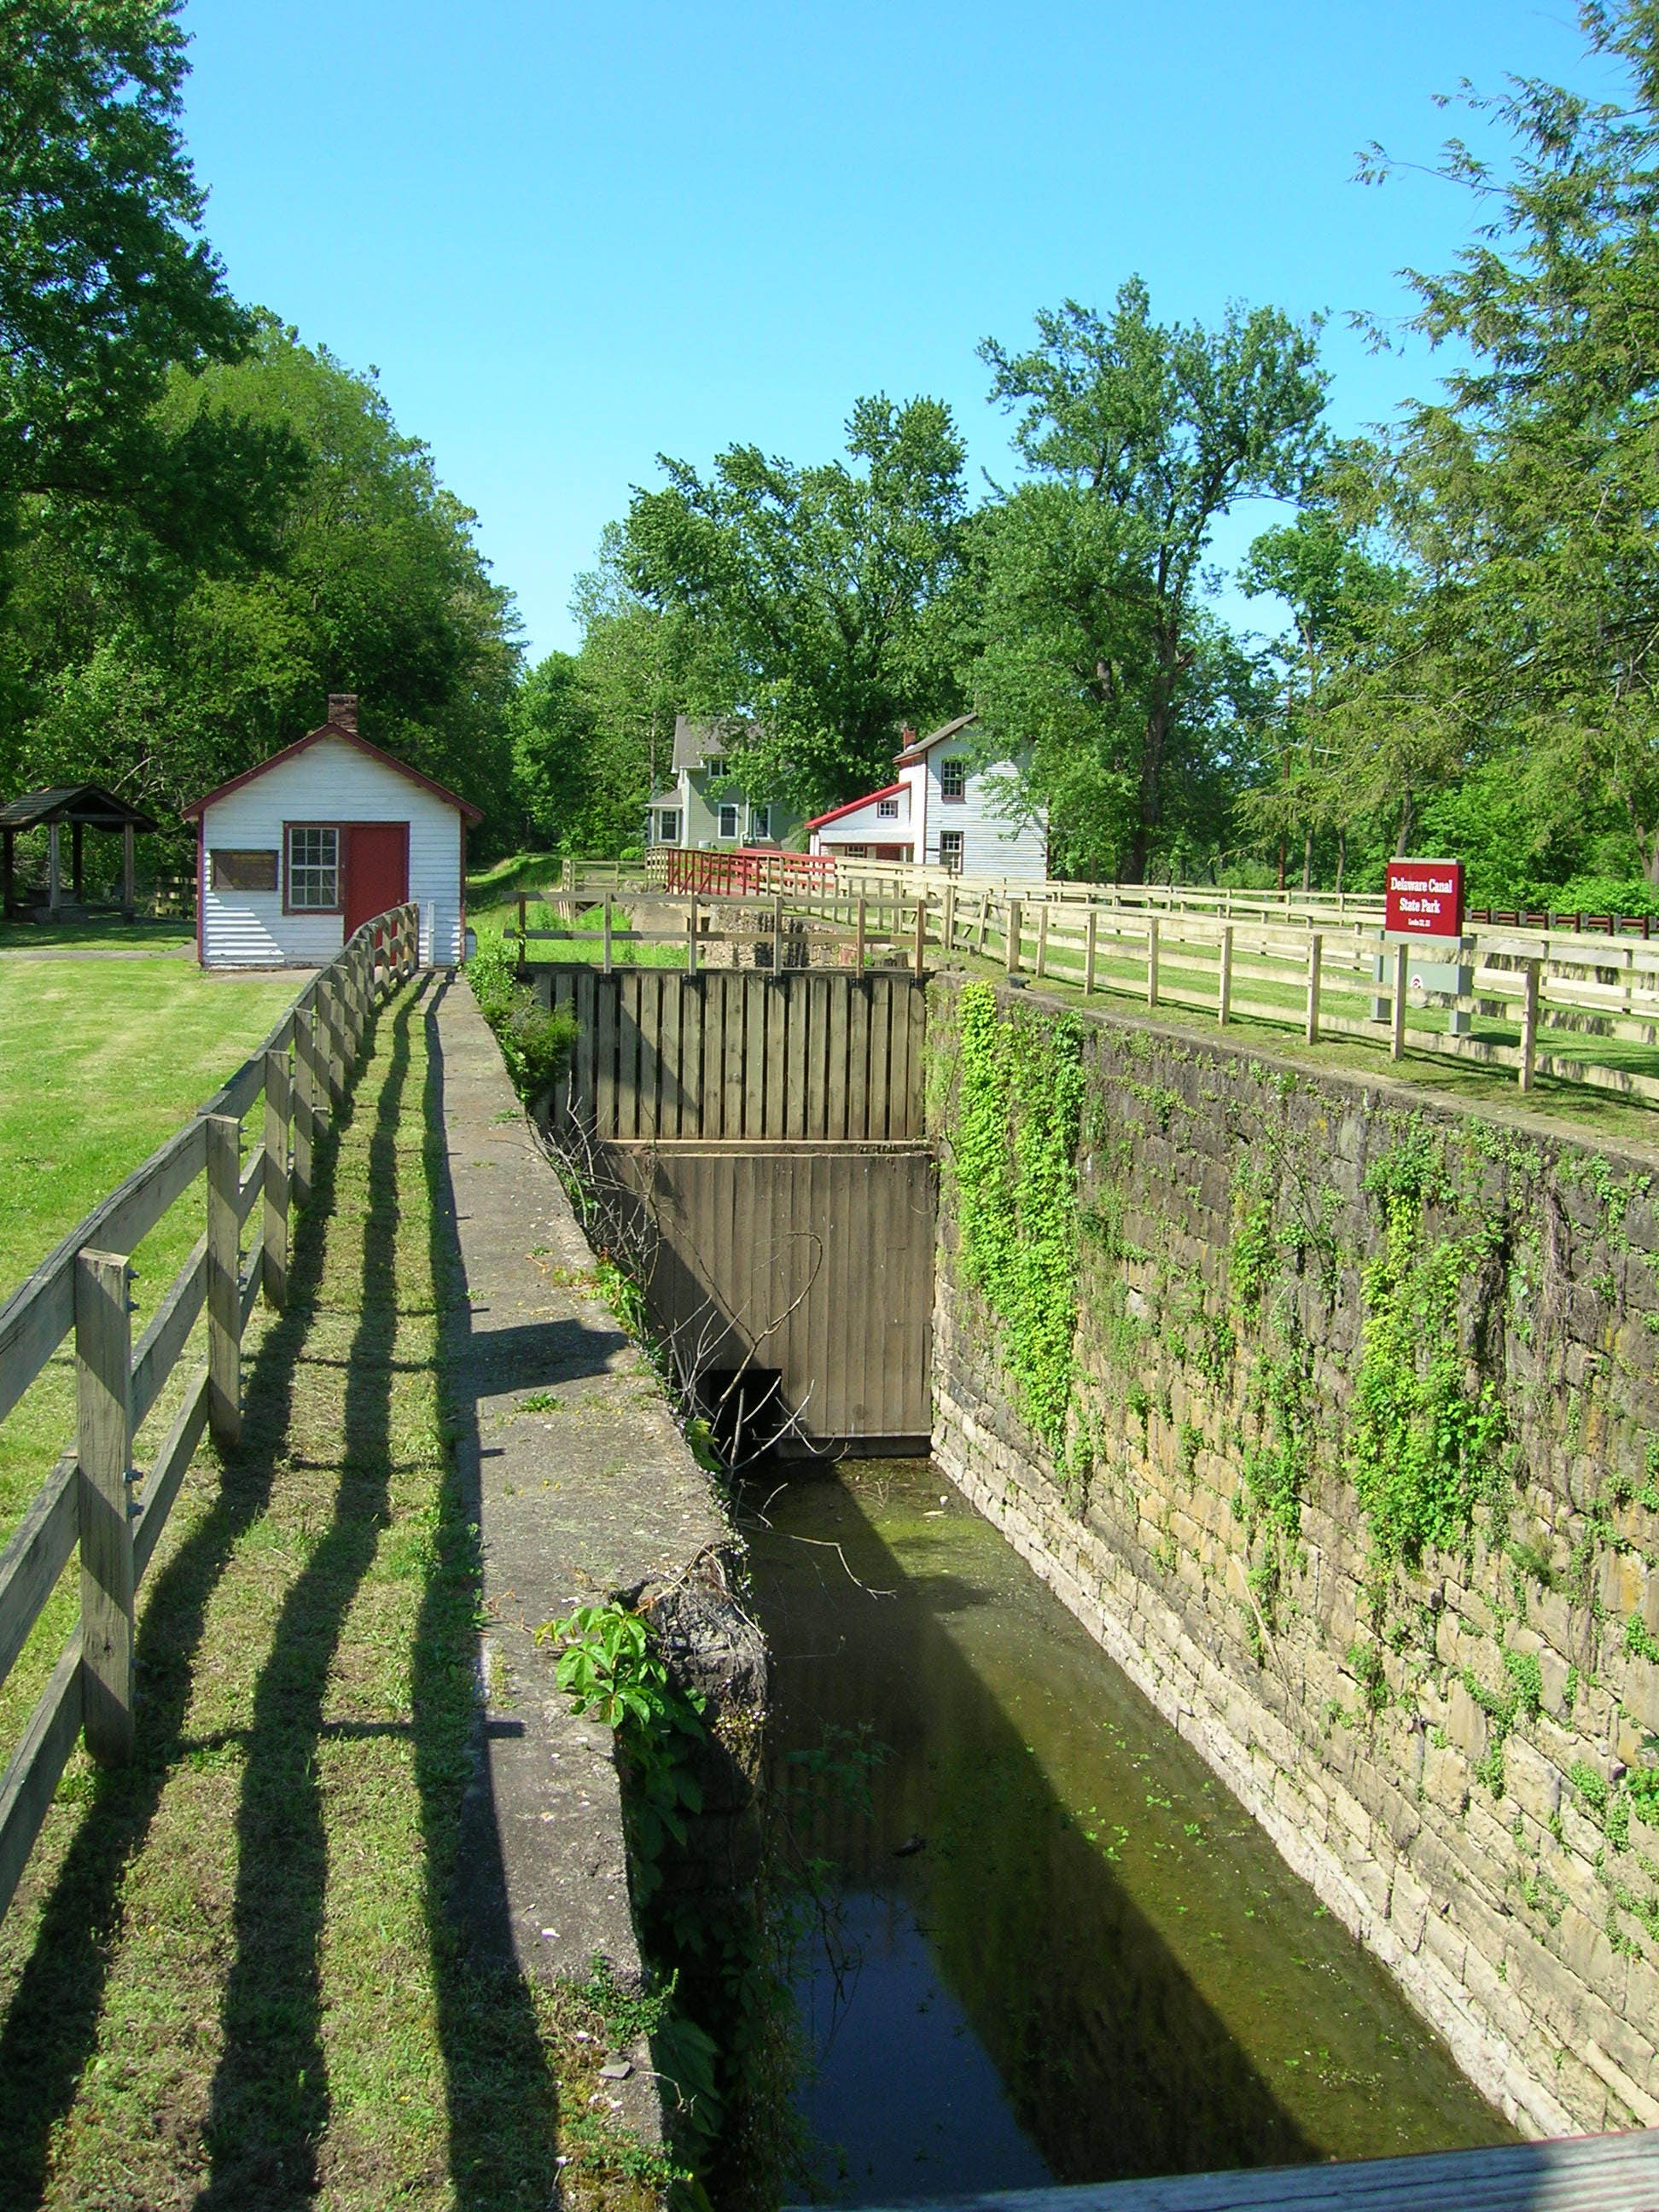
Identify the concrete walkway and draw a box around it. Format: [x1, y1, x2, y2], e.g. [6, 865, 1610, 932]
[428, 976, 733, 2139]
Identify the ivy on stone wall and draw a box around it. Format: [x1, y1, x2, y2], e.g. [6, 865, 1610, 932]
[953, 981, 1086, 1454]
[1348, 1128, 1508, 1573]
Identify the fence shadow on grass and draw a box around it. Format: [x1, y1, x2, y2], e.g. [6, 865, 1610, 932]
[0, 1026, 356, 2212]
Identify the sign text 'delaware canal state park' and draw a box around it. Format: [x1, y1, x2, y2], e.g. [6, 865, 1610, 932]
[1384, 859, 1464, 940]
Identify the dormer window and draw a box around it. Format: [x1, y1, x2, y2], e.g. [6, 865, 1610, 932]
[940, 757, 967, 800]
[703, 755, 727, 778]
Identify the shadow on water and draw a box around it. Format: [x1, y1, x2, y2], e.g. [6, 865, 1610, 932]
[745, 1459, 1514, 2203]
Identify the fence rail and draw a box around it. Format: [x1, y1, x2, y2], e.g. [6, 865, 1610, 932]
[0, 901, 417, 1921]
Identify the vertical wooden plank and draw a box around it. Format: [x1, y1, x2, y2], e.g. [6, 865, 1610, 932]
[886, 978, 913, 1140]
[206, 1114, 242, 1447]
[1520, 958, 1540, 1091]
[1392, 942, 1408, 1061]
[743, 975, 767, 1138]
[1006, 898, 1022, 976]
[806, 977, 829, 1139]
[827, 981, 849, 1142]
[844, 981, 869, 1141]
[855, 896, 866, 975]
[637, 972, 661, 1139]
[575, 969, 597, 1126]
[77, 1248, 134, 1765]
[656, 972, 681, 1137]
[263, 1046, 290, 1311]
[867, 975, 893, 1141]
[1219, 925, 1234, 1026]
[595, 974, 618, 1139]
[786, 975, 809, 1138]
[1035, 903, 1049, 980]
[909, 978, 928, 1138]
[1084, 908, 1097, 997]
[721, 974, 746, 1138]
[700, 972, 726, 1137]
[765, 976, 788, 1138]
[1147, 917, 1161, 1009]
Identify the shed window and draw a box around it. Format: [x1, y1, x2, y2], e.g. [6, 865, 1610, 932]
[877, 796, 899, 818]
[718, 802, 740, 840]
[288, 825, 340, 909]
[940, 757, 967, 800]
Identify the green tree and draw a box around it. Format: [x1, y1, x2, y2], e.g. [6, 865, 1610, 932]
[8, 319, 519, 841]
[621, 394, 969, 811]
[0, 2, 283, 585]
[1357, 0, 1659, 882]
[971, 282, 1328, 881]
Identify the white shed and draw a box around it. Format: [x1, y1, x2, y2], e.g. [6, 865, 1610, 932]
[183, 695, 480, 969]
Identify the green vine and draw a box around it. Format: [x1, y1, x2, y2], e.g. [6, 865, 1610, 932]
[952, 982, 1086, 1453]
[1347, 1132, 1508, 1572]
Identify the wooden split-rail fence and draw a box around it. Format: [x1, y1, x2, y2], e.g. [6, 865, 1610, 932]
[0, 902, 418, 1924]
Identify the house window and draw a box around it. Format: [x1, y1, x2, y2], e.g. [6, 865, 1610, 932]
[657, 809, 680, 843]
[748, 804, 771, 841]
[718, 802, 740, 840]
[877, 797, 899, 818]
[287, 824, 340, 910]
[703, 755, 726, 778]
[940, 757, 967, 800]
[940, 829, 964, 872]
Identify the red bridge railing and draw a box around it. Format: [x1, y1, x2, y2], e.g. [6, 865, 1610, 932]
[664, 847, 836, 898]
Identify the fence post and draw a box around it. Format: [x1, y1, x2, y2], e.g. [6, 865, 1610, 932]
[517, 893, 527, 963]
[1147, 916, 1160, 1009]
[292, 999, 316, 1208]
[1035, 903, 1049, 980]
[1084, 908, 1097, 997]
[77, 1247, 135, 1766]
[206, 1113, 242, 1447]
[1305, 933, 1323, 1044]
[602, 894, 613, 976]
[686, 895, 699, 975]
[318, 974, 344, 1111]
[772, 891, 784, 972]
[263, 1045, 290, 1311]
[942, 881, 955, 958]
[1006, 898, 1022, 978]
[913, 893, 927, 978]
[1391, 942, 1408, 1062]
[1219, 925, 1233, 1026]
[976, 891, 990, 956]
[856, 896, 867, 976]
[1520, 958, 1540, 1092]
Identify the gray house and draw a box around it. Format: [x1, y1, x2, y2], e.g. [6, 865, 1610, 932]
[648, 718, 805, 852]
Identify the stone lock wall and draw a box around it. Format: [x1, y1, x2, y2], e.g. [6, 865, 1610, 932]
[926, 977, 1659, 2138]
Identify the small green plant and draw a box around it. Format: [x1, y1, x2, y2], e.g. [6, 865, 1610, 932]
[1626, 1615, 1659, 1667]
[538, 1601, 706, 1901]
[468, 933, 577, 1102]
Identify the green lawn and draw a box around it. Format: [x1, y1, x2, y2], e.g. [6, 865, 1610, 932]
[0, 917, 195, 954]
[0, 979, 660, 2210]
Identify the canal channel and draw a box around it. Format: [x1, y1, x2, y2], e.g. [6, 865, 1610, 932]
[742, 1458, 1514, 2203]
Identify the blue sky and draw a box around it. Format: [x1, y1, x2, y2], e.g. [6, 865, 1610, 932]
[179, 2, 1604, 661]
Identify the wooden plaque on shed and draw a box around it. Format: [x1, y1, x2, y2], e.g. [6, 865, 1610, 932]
[211, 848, 280, 892]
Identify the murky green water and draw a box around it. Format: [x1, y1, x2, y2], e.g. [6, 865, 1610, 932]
[742, 1459, 1514, 2203]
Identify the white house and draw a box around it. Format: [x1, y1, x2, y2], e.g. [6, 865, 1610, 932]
[183, 695, 480, 969]
[648, 717, 805, 852]
[806, 713, 1048, 880]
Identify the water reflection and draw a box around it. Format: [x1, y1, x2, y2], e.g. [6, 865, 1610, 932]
[743, 1461, 1513, 2203]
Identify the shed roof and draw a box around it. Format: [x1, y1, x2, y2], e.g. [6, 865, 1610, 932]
[181, 718, 484, 826]
[0, 783, 157, 832]
[805, 782, 907, 831]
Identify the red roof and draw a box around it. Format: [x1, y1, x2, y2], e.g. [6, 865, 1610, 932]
[805, 780, 906, 830]
[181, 719, 484, 825]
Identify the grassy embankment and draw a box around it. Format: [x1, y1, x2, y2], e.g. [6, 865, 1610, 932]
[467, 853, 680, 966]
[0, 952, 668, 2210]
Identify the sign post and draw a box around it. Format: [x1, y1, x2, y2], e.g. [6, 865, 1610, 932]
[1376, 859, 1472, 1039]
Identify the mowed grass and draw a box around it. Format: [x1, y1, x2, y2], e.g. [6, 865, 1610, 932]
[0, 978, 661, 2212]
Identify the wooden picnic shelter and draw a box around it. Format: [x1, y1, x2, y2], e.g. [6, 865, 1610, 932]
[0, 783, 157, 921]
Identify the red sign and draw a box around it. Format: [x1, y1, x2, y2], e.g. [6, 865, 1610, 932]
[1385, 858, 1464, 940]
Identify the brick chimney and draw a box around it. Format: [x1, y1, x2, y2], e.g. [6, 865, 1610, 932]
[328, 692, 358, 733]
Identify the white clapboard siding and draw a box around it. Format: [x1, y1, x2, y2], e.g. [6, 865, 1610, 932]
[201, 734, 464, 967]
[923, 742, 1048, 881]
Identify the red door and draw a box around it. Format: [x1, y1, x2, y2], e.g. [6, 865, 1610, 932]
[343, 823, 410, 936]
